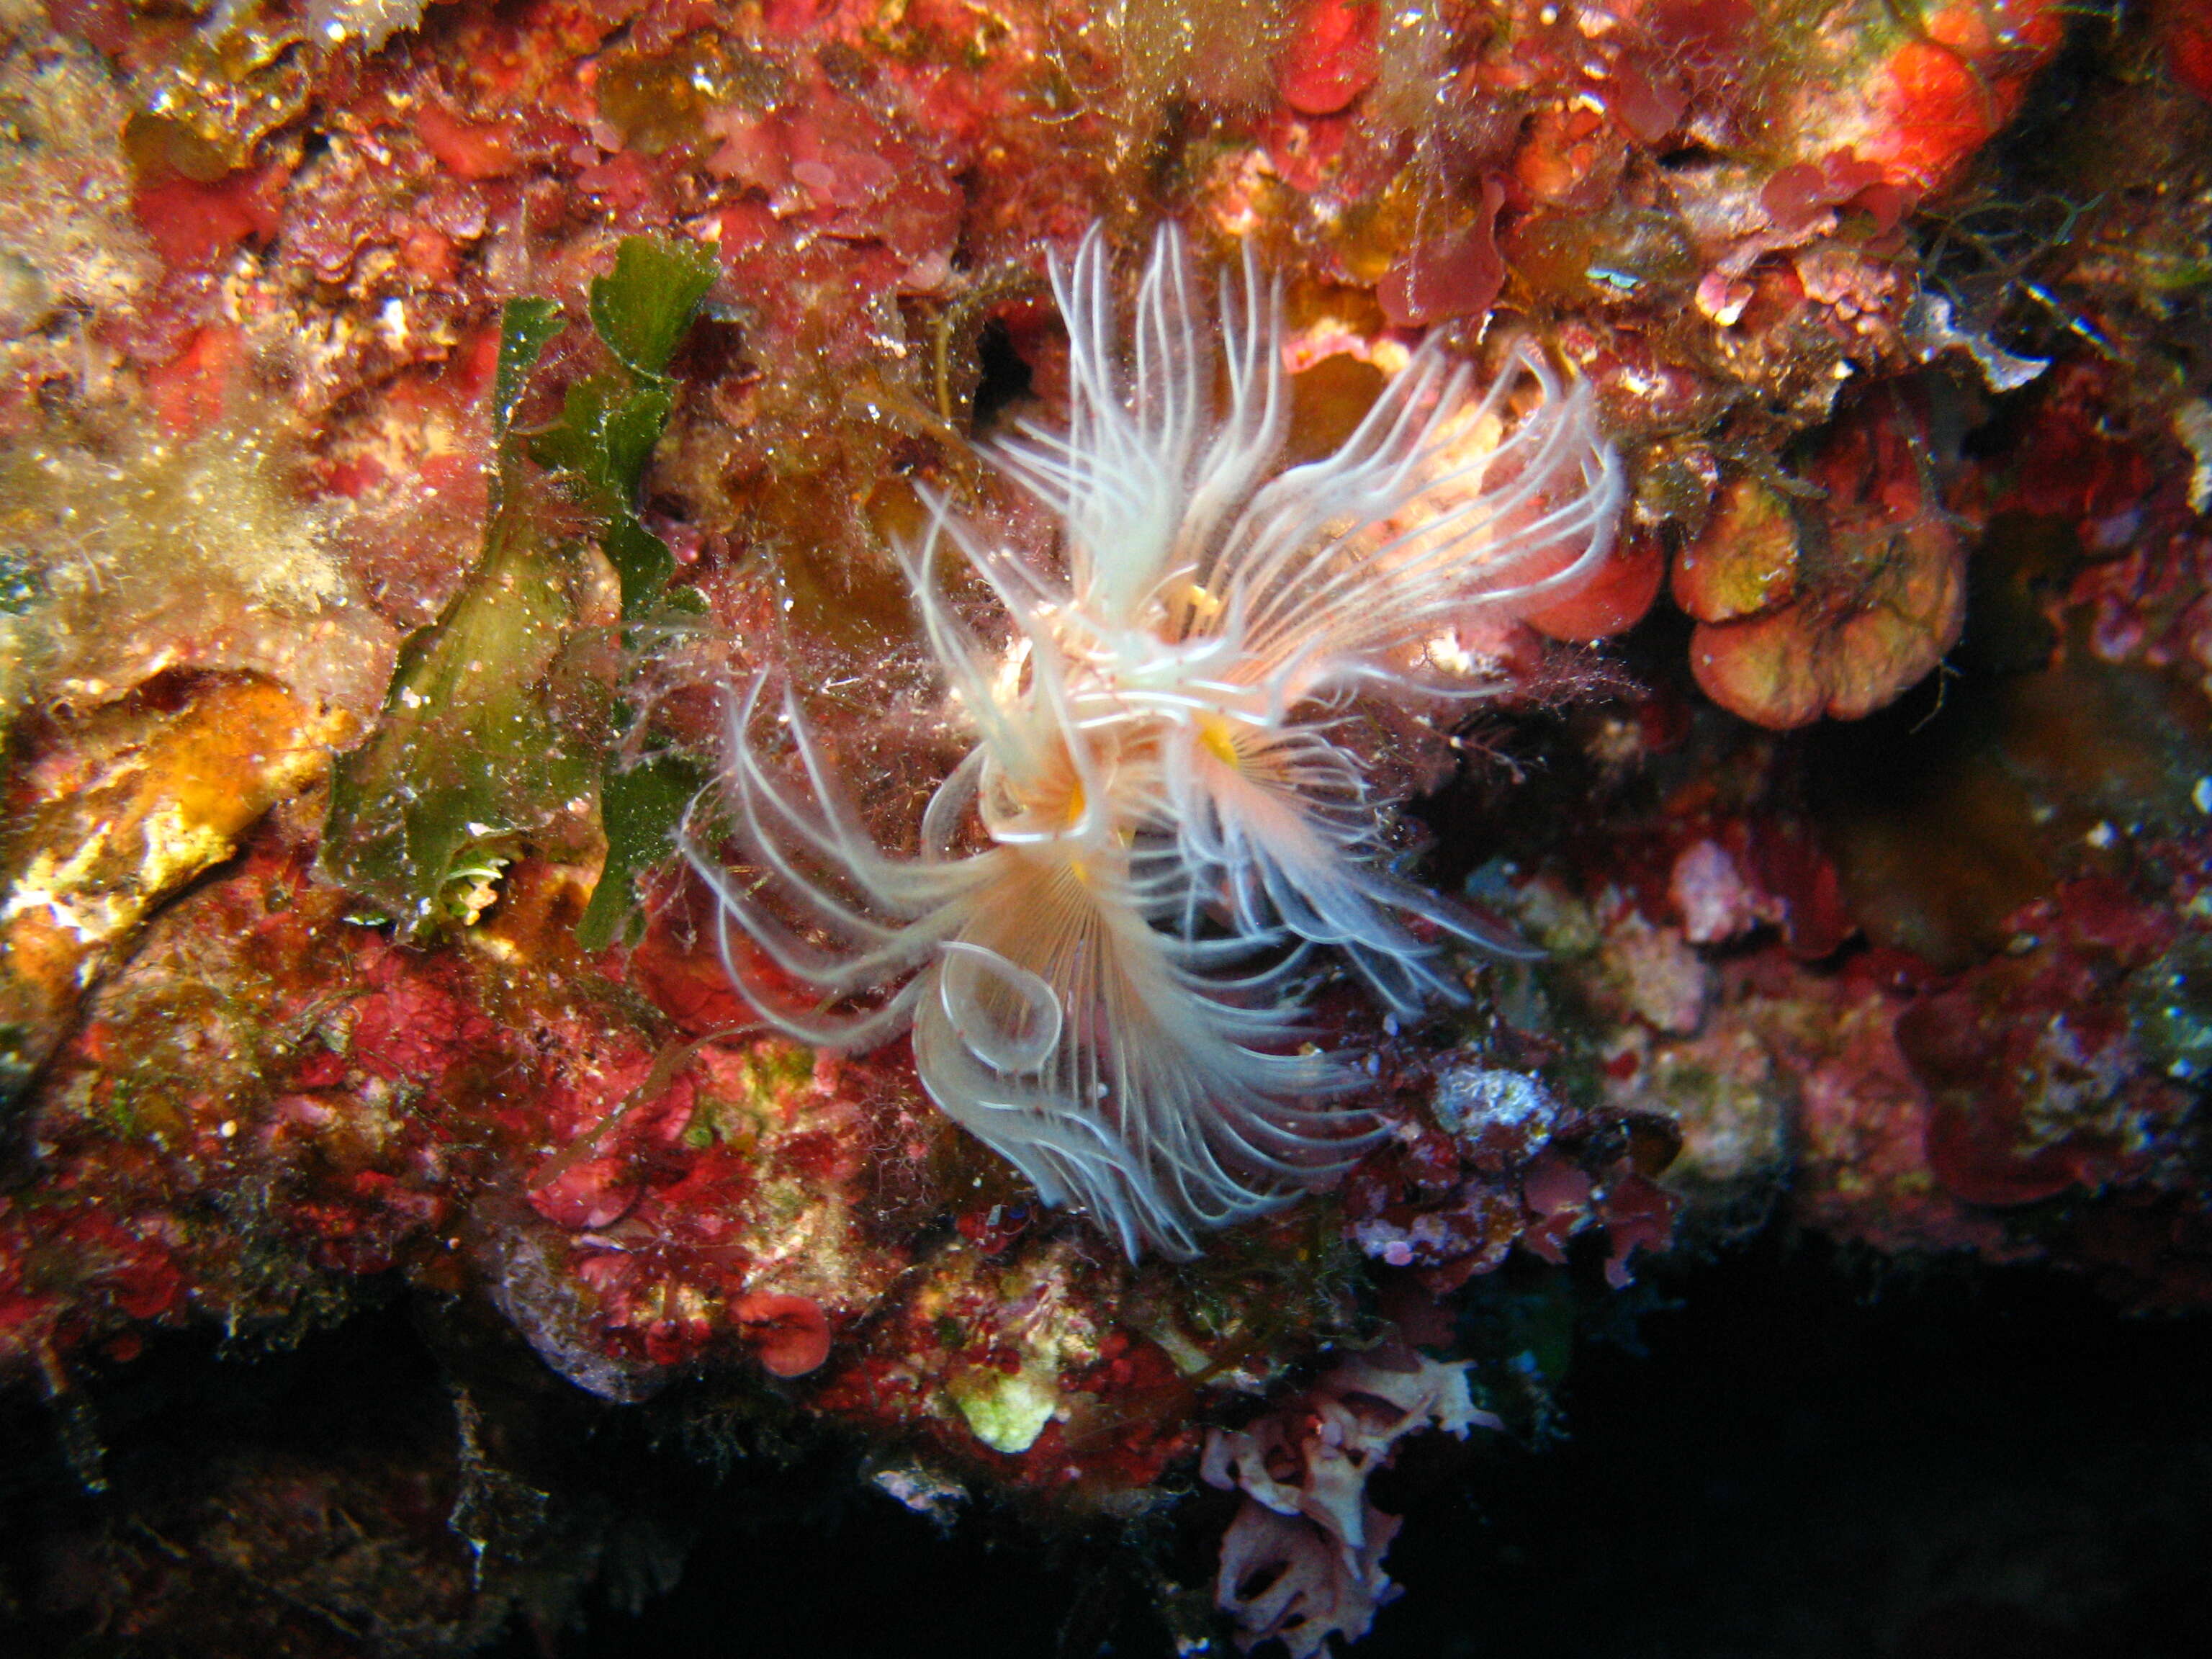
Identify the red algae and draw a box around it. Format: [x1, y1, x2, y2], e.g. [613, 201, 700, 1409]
[1678, 402, 1966, 727]
[732, 1290, 832, 1377]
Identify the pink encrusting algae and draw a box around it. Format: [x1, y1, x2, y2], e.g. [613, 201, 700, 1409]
[692, 224, 1623, 1258]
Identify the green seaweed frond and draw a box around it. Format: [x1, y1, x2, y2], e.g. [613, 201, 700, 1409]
[321, 238, 718, 939]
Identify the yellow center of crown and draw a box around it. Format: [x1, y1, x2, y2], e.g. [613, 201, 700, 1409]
[1196, 712, 1244, 770]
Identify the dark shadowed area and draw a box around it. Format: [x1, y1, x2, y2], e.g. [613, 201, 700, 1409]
[6, 1230, 2207, 1659]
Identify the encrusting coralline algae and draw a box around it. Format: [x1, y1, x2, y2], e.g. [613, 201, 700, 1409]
[693, 224, 1624, 1258]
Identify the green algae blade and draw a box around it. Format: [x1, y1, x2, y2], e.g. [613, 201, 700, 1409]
[588, 235, 719, 382]
[575, 752, 707, 952]
[493, 297, 565, 444]
[319, 491, 601, 935]
[531, 235, 716, 616]
[321, 238, 716, 938]
[531, 371, 678, 614]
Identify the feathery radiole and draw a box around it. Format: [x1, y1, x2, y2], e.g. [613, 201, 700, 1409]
[688, 225, 1624, 1259]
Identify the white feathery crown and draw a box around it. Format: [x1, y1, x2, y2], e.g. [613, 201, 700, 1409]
[689, 225, 1624, 1259]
